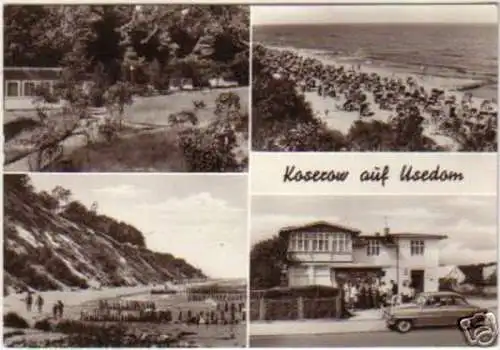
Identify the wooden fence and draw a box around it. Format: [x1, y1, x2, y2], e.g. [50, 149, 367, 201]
[250, 296, 343, 321]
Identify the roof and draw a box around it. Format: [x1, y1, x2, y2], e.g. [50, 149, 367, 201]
[358, 232, 447, 240]
[4, 67, 62, 81]
[419, 291, 464, 298]
[279, 221, 361, 237]
[387, 233, 447, 240]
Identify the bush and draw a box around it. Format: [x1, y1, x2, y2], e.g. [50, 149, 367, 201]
[34, 318, 52, 331]
[4, 312, 30, 329]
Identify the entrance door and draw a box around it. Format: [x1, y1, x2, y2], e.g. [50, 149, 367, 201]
[411, 270, 425, 293]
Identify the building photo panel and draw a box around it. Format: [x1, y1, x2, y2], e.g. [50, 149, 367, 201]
[249, 195, 497, 347]
[4, 173, 248, 347]
[4, 4, 249, 173]
[251, 4, 497, 152]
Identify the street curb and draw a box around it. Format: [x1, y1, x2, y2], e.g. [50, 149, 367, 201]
[250, 320, 387, 336]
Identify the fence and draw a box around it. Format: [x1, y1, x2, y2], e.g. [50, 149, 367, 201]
[250, 296, 342, 321]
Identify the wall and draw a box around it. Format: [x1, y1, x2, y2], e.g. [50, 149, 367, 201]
[288, 265, 333, 287]
[353, 238, 441, 292]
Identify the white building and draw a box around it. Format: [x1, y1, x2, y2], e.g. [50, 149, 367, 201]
[4, 67, 63, 110]
[281, 221, 447, 293]
[438, 265, 466, 284]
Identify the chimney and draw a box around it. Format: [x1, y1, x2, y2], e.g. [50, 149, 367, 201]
[375, 232, 380, 237]
[383, 216, 390, 236]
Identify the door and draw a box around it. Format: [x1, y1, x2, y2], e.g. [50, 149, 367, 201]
[416, 296, 454, 327]
[411, 270, 425, 293]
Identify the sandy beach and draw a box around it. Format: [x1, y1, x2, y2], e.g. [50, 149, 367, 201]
[261, 44, 497, 151]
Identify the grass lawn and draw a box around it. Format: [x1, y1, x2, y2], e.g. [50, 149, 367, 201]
[125, 87, 249, 126]
[47, 128, 188, 172]
[11, 87, 249, 172]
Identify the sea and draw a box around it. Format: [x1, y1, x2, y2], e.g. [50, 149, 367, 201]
[254, 24, 498, 99]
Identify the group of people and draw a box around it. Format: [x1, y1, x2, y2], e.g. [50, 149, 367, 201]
[341, 278, 416, 310]
[24, 291, 65, 319]
[255, 44, 497, 150]
[83, 299, 246, 325]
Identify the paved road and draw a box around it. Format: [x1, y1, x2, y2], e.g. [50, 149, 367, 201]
[250, 328, 490, 347]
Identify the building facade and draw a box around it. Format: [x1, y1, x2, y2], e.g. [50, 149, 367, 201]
[4, 67, 62, 110]
[281, 221, 447, 293]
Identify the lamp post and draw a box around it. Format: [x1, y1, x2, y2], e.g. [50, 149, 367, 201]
[130, 65, 135, 85]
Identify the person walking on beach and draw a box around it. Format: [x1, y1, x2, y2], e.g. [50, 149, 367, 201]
[52, 302, 59, 319]
[57, 300, 64, 319]
[36, 295, 44, 313]
[26, 291, 33, 312]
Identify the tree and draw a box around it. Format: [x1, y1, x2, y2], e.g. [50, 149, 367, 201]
[51, 186, 72, 208]
[4, 174, 33, 194]
[250, 235, 294, 289]
[38, 191, 59, 211]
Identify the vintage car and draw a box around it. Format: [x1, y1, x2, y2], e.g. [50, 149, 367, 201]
[383, 291, 490, 333]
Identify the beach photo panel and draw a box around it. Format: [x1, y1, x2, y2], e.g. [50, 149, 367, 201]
[251, 3, 498, 152]
[3, 173, 249, 347]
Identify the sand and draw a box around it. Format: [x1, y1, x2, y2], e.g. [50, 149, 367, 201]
[265, 45, 496, 151]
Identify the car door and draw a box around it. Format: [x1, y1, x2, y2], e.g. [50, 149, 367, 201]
[447, 296, 480, 324]
[435, 296, 461, 326]
[415, 298, 444, 327]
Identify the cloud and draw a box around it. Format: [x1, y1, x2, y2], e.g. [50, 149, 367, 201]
[440, 242, 497, 266]
[444, 197, 494, 210]
[134, 192, 247, 279]
[138, 192, 245, 227]
[92, 184, 147, 198]
[438, 218, 496, 251]
[369, 207, 444, 220]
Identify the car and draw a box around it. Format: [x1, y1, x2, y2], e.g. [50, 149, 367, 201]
[383, 291, 490, 333]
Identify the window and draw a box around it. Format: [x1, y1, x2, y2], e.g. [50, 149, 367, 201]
[40, 81, 51, 92]
[6, 81, 19, 97]
[332, 232, 351, 253]
[23, 81, 36, 96]
[453, 297, 469, 306]
[367, 240, 380, 256]
[410, 240, 425, 255]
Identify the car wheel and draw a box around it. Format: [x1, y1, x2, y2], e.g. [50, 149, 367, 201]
[395, 319, 413, 333]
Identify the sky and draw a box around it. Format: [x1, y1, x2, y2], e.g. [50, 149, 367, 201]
[251, 195, 497, 266]
[251, 4, 498, 25]
[29, 174, 248, 280]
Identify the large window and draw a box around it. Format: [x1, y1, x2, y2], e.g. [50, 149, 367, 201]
[410, 240, 425, 256]
[6, 81, 20, 97]
[367, 240, 380, 256]
[23, 81, 37, 96]
[290, 232, 351, 252]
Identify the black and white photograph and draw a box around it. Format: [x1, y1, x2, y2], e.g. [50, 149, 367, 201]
[252, 4, 498, 152]
[3, 174, 248, 347]
[249, 195, 497, 347]
[4, 4, 249, 172]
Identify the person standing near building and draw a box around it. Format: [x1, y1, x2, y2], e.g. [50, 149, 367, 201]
[390, 280, 399, 306]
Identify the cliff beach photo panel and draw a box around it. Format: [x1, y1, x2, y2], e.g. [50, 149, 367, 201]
[4, 4, 250, 172]
[251, 4, 497, 152]
[4, 174, 248, 347]
[250, 195, 497, 347]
